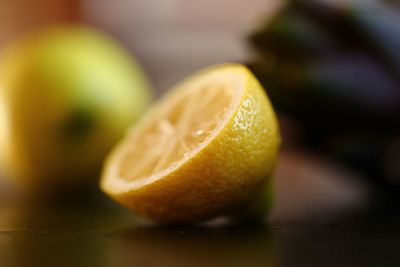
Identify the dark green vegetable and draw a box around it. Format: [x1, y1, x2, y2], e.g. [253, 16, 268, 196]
[248, 0, 400, 192]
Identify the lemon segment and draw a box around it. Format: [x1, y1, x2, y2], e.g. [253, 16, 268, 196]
[101, 64, 280, 224]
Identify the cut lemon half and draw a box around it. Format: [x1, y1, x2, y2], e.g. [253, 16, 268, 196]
[100, 64, 280, 224]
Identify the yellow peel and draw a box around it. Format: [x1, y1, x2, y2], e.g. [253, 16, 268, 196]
[101, 64, 280, 223]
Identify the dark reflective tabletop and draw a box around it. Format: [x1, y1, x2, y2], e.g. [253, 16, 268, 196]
[0, 151, 398, 267]
[1, 201, 400, 267]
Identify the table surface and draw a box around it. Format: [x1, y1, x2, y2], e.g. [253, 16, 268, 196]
[1, 199, 399, 267]
[0, 150, 397, 267]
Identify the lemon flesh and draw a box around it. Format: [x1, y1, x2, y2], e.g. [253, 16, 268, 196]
[101, 64, 280, 224]
[0, 26, 152, 194]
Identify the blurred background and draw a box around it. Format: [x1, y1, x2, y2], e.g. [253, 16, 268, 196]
[0, 0, 278, 92]
[5, 0, 396, 221]
[1, 0, 400, 266]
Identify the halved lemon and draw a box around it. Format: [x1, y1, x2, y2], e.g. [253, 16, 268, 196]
[100, 64, 280, 224]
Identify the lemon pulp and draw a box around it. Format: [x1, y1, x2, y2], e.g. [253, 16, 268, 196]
[108, 68, 243, 189]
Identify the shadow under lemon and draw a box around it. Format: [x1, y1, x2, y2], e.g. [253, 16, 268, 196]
[108, 224, 278, 267]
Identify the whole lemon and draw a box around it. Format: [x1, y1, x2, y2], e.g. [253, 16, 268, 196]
[0, 26, 152, 194]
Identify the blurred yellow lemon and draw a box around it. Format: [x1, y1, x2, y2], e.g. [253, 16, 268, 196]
[0, 26, 152, 194]
[101, 64, 280, 223]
